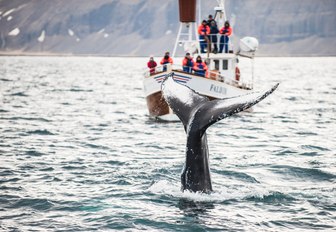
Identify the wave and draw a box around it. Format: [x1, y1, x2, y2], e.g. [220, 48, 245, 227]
[300, 144, 330, 152]
[99, 160, 126, 166]
[270, 165, 336, 182]
[69, 88, 93, 92]
[213, 169, 260, 183]
[0, 177, 21, 184]
[245, 191, 297, 203]
[51, 88, 93, 92]
[8, 198, 54, 211]
[24, 150, 46, 157]
[26, 129, 55, 135]
[2, 116, 52, 122]
[9, 92, 29, 97]
[0, 78, 12, 82]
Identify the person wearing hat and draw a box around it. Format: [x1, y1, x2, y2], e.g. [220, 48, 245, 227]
[160, 51, 173, 71]
[182, 52, 194, 73]
[207, 14, 216, 27]
[197, 20, 210, 53]
[209, 20, 219, 53]
[147, 55, 157, 75]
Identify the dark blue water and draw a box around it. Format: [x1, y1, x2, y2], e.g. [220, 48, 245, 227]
[0, 56, 335, 231]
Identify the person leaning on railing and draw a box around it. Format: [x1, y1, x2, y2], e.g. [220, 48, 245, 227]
[219, 21, 232, 53]
[198, 20, 210, 53]
[209, 20, 219, 53]
[193, 55, 208, 77]
[160, 51, 173, 71]
[182, 53, 194, 73]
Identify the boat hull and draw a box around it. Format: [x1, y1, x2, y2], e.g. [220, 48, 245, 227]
[146, 91, 170, 117]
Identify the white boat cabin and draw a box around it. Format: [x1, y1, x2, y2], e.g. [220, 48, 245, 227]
[202, 53, 238, 81]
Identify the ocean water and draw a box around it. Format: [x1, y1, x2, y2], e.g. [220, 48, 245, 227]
[0, 56, 335, 231]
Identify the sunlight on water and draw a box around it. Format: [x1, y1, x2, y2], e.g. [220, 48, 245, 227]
[0, 56, 335, 231]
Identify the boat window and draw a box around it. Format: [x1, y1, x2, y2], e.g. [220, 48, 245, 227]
[214, 60, 219, 70]
[222, 60, 228, 70]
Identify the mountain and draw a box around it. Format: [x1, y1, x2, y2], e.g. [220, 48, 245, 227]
[0, 0, 335, 56]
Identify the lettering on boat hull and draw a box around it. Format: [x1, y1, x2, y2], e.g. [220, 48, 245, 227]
[210, 84, 227, 95]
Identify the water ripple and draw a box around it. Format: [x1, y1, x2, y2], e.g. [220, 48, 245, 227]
[270, 165, 336, 182]
[0, 57, 335, 231]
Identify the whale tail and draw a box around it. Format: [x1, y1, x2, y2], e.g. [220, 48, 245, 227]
[161, 72, 279, 134]
[161, 72, 278, 193]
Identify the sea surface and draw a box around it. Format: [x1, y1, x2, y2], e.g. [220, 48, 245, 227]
[0, 56, 335, 231]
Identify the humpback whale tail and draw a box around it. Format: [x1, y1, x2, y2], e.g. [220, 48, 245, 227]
[161, 72, 278, 193]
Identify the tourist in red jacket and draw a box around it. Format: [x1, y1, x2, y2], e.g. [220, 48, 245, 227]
[219, 20, 232, 53]
[182, 53, 194, 73]
[147, 56, 157, 75]
[160, 52, 173, 71]
[193, 55, 208, 77]
[198, 20, 210, 53]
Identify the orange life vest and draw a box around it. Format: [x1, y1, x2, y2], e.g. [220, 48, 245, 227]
[198, 25, 210, 35]
[219, 26, 232, 36]
[160, 57, 173, 65]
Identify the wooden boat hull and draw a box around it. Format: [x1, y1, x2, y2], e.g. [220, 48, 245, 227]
[146, 91, 170, 117]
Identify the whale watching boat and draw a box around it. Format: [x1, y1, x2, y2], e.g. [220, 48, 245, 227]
[143, 0, 259, 121]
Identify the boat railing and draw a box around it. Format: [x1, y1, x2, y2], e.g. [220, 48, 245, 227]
[144, 64, 253, 90]
[199, 33, 234, 54]
[144, 64, 169, 77]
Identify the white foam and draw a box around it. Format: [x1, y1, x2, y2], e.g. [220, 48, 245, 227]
[148, 180, 271, 203]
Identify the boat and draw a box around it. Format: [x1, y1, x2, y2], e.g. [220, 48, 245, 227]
[143, 0, 259, 121]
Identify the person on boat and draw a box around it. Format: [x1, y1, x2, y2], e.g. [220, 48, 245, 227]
[193, 55, 208, 77]
[147, 56, 157, 75]
[207, 14, 216, 27]
[182, 53, 194, 73]
[209, 20, 219, 53]
[160, 52, 173, 71]
[198, 20, 210, 53]
[219, 21, 232, 53]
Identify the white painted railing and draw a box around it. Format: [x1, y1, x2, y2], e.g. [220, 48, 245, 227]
[144, 64, 253, 90]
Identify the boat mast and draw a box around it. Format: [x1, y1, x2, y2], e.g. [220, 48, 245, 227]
[214, 0, 227, 27]
[172, 0, 198, 57]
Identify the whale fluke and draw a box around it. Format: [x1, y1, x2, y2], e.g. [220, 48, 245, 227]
[161, 72, 278, 193]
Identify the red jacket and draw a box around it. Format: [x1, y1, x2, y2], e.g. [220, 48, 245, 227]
[160, 57, 173, 65]
[182, 57, 194, 67]
[198, 25, 210, 35]
[147, 61, 157, 74]
[219, 26, 232, 36]
[193, 61, 208, 71]
[193, 61, 208, 77]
